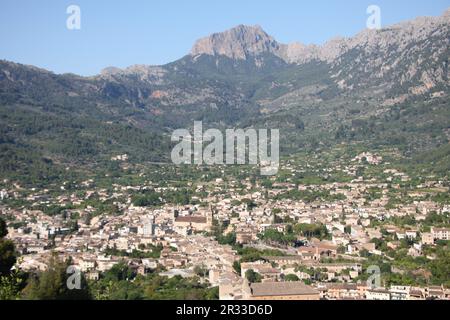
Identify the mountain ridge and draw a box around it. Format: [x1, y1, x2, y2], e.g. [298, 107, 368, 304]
[0, 9, 449, 183]
[189, 9, 450, 65]
[2, 8, 448, 78]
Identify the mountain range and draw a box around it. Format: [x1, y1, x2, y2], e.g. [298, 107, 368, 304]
[0, 9, 449, 183]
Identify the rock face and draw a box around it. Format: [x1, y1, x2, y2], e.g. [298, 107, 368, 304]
[190, 25, 281, 60]
[187, 9, 449, 98]
[190, 9, 450, 66]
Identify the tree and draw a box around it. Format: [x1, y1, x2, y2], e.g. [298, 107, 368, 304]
[217, 232, 236, 246]
[259, 229, 296, 245]
[0, 238, 16, 276]
[131, 192, 162, 207]
[232, 261, 241, 274]
[359, 249, 370, 258]
[429, 248, 450, 286]
[0, 216, 19, 298]
[245, 269, 262, 283]
[205, 286, 219, 300]
[22, 253, 91, 300]
[284, 274, 300, 282]
[0, 270, 25, 300]
[194, 264, 209, 278]
[0, 217, 7, 238]
[294, 223, 330, 240]
[103, 261, 136, 282]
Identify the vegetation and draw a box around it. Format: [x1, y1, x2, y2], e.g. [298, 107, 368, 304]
[245, 269, 262, 283]
[22, 254, 91, 300]
[284, 274, 300, 282]
[258, 223, 330, 246]
[104, 245, 163, 259]
[90, 262, 218, 300]
[0, 217, 16, 277]
[1, 254, 218, 300]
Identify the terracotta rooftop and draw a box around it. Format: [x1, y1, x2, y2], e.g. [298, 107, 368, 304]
[250, 282, 319, 297]
[175, 216, 207, 224]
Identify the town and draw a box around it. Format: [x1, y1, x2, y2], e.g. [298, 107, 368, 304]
[0, 148, 448, 300]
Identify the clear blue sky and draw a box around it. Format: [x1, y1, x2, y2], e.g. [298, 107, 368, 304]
[1, 0, 448, 76]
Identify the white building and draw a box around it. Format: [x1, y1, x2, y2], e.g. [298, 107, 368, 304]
[366, 289, 391, 300]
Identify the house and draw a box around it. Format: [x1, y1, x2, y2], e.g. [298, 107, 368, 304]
[390, 286, 410, 300]
[366, 288, 391, 300]
[86, 270, 100, 281]
[387, 241, 400, 250]
[219, 277, 244, 300]
[26, 243, 48, 254]
[263, 256, 304, 268]
[79, 258, 96, 272]
[240, 261, 281, 281]
[426, 286, 446, 299]
[316, 263, 362, 274]
[431, 227, 450, 241]
[352, 152, 382, 165]
[408, 244, 422, 257]
[421, 233, 434, 245]
[142, 258, 158, 270]
[236, 232, 253, 244]
[174, 213, 212, 232]
[159, 268, 195, 279]
[348, 242, 375, 254]
[409, 287, 425, 300]
[209, 269, 222, 285]
[326, 283, 360, 300]
[298, 244, 336, 261]
[96, 256, 120, 272]
[405, 230, 418, 239]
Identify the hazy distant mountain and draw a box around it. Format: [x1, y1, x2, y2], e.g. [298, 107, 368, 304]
[0, 9, 449, 181]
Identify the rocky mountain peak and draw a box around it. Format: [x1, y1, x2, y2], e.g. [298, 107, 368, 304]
[190, 8, 450, 66]
[442, 7, 450, 18]
[190, 24, 281, 60]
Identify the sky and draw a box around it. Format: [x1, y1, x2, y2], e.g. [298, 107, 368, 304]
[0, 0, 449, 76]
